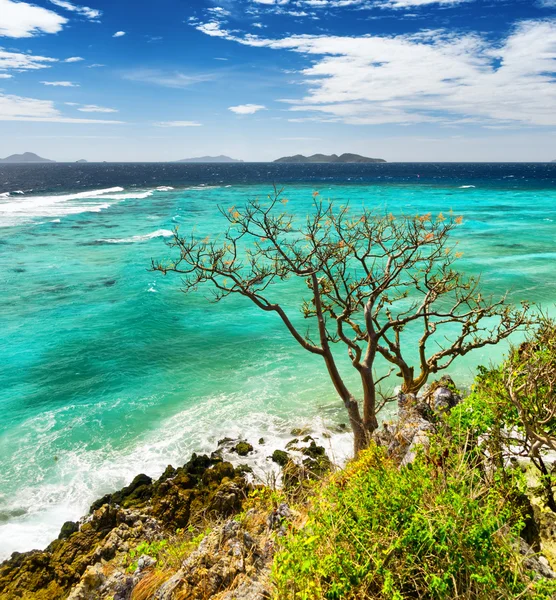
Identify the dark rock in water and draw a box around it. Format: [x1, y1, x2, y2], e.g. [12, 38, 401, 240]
[301, 441, 326, 459]
[258, 437, 265, 445]
[272, 449, 289, 466]
[237, 464, 253, 475]
[10, 267, 25, 273]
[218, 437, 234, 447]
[103, 279, 116, 287]
[58, 521, 79, 540]
[233, 441, 254, 456]
[285, 438, 299, 450]
[290, 427, 310, 437]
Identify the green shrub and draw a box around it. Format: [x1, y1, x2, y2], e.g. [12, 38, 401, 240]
[272, 443, 555, 599]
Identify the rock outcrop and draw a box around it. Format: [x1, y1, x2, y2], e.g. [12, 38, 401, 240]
[0, 453, 250, 600]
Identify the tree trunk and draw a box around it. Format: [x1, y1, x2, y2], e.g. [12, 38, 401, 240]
[311, 272, 368, 455]
[345, 397, 368, 454]
[361, 366, 379, 434]
[321, 350, 368, 455]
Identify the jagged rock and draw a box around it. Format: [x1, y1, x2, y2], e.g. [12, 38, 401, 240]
[432, 375, 462, 413]
[272, 449, 289, 466]
[258, 437, 265, 445]
[210, 482, 245, 515]
[267, 503, 292, 534]
[519, 537, 556, 580]
[154, 514, 273, 599]
[375, 383, 462, 467]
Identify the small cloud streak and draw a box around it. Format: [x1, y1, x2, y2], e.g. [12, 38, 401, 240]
[0, 92, 124, 123]
[64, 56, 84, 63]
[153, 121, 203, 127]
[41, 80, 79, 87]
[124, 69, 213, 88]
[77, 104, 118, 113]
[228, 103, 266, 114]
[49, 0, 101, 20]
[113, 31, 126, 37]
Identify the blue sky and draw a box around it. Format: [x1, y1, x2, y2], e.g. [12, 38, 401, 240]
[0, 0, 555, 161]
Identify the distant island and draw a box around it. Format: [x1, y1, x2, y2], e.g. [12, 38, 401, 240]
[177, 155, 243, 163]
[0, 152, 54, 163]
[274, 153, 386, 164]
[76, 159, 88, 163]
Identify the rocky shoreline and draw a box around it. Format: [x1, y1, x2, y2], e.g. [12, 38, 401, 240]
[0, 425, 335, 600]
[2, 376, 556, 599]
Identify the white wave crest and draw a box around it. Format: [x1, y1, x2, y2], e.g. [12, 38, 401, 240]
[459, 185, 476, 189]
[156, 186, 174, 191]
[0, 187, 155, 227]
[101, 229, 174, 244]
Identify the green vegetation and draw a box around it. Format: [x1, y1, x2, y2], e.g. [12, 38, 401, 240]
[273, 441, 555, 599]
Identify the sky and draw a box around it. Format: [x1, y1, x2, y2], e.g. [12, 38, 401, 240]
[0, 0, 555, 161]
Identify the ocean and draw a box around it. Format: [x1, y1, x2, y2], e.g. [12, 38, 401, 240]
[1, 162, 555, 559]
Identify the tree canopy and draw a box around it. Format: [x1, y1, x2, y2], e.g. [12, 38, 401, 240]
[154, 188, 530, 452]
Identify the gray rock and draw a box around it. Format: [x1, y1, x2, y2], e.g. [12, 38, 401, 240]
[136, 554, 156, 572]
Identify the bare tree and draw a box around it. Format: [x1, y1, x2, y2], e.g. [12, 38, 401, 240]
[153, 188, 530, 453]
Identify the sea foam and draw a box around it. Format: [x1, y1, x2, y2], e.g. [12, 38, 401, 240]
[100, 229, 174, 244]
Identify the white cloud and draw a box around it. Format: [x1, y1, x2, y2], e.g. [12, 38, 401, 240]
[49, 0, 101, 20]
[64, 56, 84, 63]
[123, 69, 213, 88]
[197, 19, 556, 127]
[0, 0, 67, 38]
[41, 80, 79, 87]
[77, 104, 118, 113]
[0, 48, 57, 73]
[0, 73, 13, 78]
[0, 92, 124, 123]
[113, 31, 126, 37]
[237, 0, 471, 12]
[229, 103, 266, 114]
[87, 63, 105, 68]
[153, 121, 203, 127]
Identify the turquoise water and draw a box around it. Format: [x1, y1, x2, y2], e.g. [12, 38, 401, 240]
[1, 168, 555, 558]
